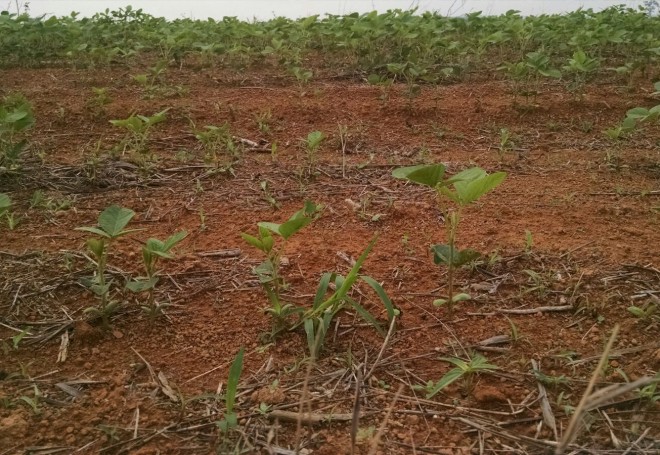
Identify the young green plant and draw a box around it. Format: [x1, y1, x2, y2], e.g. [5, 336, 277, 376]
[299, 236, 399, 358]
[126, 230, 188, 320]
[301, 130, 325, 177]
[76, 205, 140, 329]
[241, 201, 321, 329]
[424, 353, 498, 398]
[0, 193, 12, 229]
[217, 347, 244, 434]
[0, 93, 34, 170]
[110, 109, 169, 159]
[393, 164, 506, 313]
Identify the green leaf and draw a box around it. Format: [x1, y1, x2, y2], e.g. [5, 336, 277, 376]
[162, 230, 188, 251]
[431, 244, 481, 267]
[426, 367, 464, 398]
[313, 272, 333, 309]
[451, 172, 507, 206]
[627, 306, 646, 318]
[433, 298, 448, 307]
[86, 238, 105, 258]
[76, 226, 110, 238]
[98, 205, 135, 238]
[126, 277, 158, 292]
[0, 193, 11, 215]
[348, 297, 385, 336]
[360, 275, 398, 322]
[225, 347, 244, 414]
[443, 167, 486, 185]
[392, 164, 446, 187]
[277, 217, 314, 239]
[451, 293, 472, 303]
[241, 233, 265, 251]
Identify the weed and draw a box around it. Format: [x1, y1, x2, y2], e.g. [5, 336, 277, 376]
[126, 231, 188, 321]
[627, 300, 658, 322]
[367, 73, 394, 103]
[563, 50, 600, 99]
[110, 109, 169, 160]
[299, 237, 398, 357]
[217, 347, 244, 434]
[424, 353, 498, 398]
[393, 164, 506, 313]
[19, 386, 42, 415]
[300, 130, 325, 177]
[260, 181, 280, 209]
[198, 207, 206, 231]
[290, 66, 313, 94]
[521, 269, 550, 298]
[11, 326, 32, 349]
[194, 123, 241, 168]
[87, 87, 111, 115]
[497, 128, 514, 162]
[524, 229, 534, 254]
[30, 190, 73, 214]
[0, 193, 15, 229]
[533, 370, 570, 387]
[76, 205, 140, 329]
[254, 110, 273, 136]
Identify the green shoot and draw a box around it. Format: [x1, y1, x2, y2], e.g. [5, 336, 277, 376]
[242, 202, 321, 329]
[110, 108, 169, 159]
[126, 230, 188, 321]
[393, 164, 506, 313]
[76, 205, 139, 329]
[426, 353, 498, 398]
[217, 347, 244, 433]
[0, 92, 34, 170]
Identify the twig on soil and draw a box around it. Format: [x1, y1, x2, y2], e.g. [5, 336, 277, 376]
[364, 316, 397, 381]
[268, 409, 353, 425]
[368, 384, 404, 455]
[559, 240, 597, 259]
[196, 249, 242, 258]
[531, 359, 558, 441]
[350, 368, 362, 455]
[496, 305, 573, 314]
[556, 324, 619, 455]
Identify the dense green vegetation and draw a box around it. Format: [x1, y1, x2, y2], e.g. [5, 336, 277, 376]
[1, 5, 659, 88]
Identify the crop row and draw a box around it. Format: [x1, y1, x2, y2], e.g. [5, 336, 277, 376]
[1, 6, 659, 87]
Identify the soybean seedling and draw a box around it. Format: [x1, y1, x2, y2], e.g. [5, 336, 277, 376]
[126, 230, 188, 321]
[393, 164, 506, 313]
[76, 205, 140, 329]
[241, 201, 322, 330]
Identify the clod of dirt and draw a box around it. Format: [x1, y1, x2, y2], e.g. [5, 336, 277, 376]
[251, 385, 286, 404]
[0, 414, 29, 445]
[472, 385, 508, 404]
[73, 320, 102, 345]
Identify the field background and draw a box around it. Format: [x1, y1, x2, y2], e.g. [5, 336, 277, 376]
[0, 5, 659, 455]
